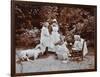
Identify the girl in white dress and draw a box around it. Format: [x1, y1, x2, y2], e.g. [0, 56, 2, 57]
[47, 19, 61, 52]
[40, 22, 54, 50]
[40, 22, 50, 47]
[50, 19, 60, 45]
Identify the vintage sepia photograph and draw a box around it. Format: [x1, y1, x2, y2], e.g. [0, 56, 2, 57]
[11, 0, 97, 76]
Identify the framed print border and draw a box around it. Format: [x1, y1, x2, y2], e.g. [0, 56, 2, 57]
[11, 0, 97, 76]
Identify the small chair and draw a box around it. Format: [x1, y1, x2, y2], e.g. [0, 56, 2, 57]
[69, 41, 85, 61]
[70, 50, 83, 61]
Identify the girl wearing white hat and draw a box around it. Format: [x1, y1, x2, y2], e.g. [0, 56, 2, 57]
[40, 22, 54, 49]
[50, 19, 60, 45]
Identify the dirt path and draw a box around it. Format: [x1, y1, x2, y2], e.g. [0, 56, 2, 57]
[16, 52, 95, 73]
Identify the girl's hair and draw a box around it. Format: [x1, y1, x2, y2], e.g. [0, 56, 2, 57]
[48, 25, 52, 34]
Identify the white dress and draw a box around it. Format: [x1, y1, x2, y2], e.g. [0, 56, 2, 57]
[51, 23, 60, 44]
[72, 37, 88, 56]
[40, 26, 54, 49]
[40, 26, 50, 47]
[73, 41, 83, 51]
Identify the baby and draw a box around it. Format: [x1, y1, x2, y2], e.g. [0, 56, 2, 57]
[72, 35, 83, 51]
[72, 35, 88, 56]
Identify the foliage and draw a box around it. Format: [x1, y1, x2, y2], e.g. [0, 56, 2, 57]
[15, 3, 96, 48]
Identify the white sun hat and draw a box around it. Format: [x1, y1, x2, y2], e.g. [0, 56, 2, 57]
[43, 22, 49, 26]
[52, 19, 57, 22]
[74, 35, 81, 41]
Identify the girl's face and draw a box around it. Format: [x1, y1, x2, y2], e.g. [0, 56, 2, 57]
[46, 24, 49, 28]
[43, 23, 49, 28]
[74, 37, 81, 41]
[52, 23, 57, 27]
